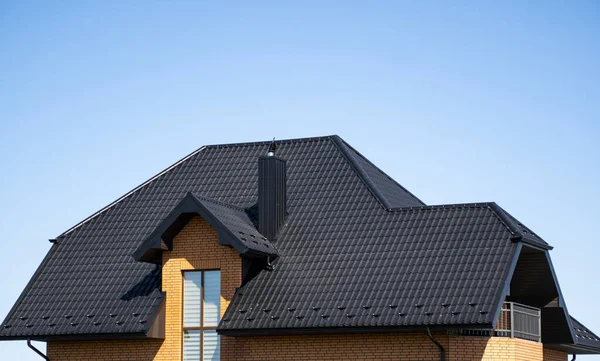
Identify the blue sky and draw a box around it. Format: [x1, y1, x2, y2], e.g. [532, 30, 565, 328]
[1, 1, 599, 359]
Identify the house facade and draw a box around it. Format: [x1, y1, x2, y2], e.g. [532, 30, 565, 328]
[1, 136, 598, 361]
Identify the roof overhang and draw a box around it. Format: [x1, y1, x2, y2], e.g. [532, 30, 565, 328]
[545, 343, 600, 355]
[133, 193, 277, 264]
[217, 324, 494, 337]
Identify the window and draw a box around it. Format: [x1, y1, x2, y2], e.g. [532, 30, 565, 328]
[183, 270, 220, 361]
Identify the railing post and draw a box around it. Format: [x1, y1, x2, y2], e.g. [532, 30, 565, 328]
[510, 302, 514, 339]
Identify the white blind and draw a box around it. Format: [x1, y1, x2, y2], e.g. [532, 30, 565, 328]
[183, 330, 201, 361]
[203, 330, 220, 361]
[182, 270, 220, 361]
[203, 271, 220, 327]
[183, 272, 202, 327]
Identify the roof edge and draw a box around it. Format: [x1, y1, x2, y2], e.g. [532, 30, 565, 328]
[389, 202, 552, 250]
[58, 146, 208, 238]
[491, 243, 523, 329]
[203, 135, 336, 149]
[488, 203, 552, 250]
[217, 323, 494, 337]
[57, 135, 338, 239]
[545, 343, 600, 355]
[0, 332, 149, 342]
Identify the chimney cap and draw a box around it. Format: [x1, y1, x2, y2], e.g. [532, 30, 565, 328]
[266, 139, 276, 156]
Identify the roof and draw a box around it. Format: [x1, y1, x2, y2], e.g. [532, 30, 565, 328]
[133, 193, 277, 263]
[0, 135, 424, 340]
[544, 317, 600, 355]
[0, 134, 582, 342]
[571, 317, 600, 351]
[219, 203, 524, 334]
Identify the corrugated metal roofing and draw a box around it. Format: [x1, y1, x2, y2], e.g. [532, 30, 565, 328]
[571, 317, 600, 350]
[0, 135, 561, 340]
[219, 203, 519, 333]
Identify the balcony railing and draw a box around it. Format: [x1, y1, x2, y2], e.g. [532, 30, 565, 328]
[458, 302, 541, 342]
[496, 302, 541, 342]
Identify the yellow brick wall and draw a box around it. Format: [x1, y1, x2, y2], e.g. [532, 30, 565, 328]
[222, 332, 449, 361]
[46, 215, 563, 361]
[543, 348, 568, 361]
[155, 216, 242, 360]
[47, 339, 162, 361]
[449, 336, 546, 361]
[450, 336, 516, 361]
[222, 334, 547, 361]
[513, 338, 544, 361]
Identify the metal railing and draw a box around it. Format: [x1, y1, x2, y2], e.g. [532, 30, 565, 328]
[496, 302, 541, 342]
[458, 302, 541, 342]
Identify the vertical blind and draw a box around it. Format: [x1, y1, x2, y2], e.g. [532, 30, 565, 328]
[203, 271, 220, 327]
[183, 270, 220, 361]
[183, 272, 202, 327]
[183, 330, 201, 361]
[203, 330, 220, 361]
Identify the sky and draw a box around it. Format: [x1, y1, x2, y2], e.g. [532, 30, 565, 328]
[0, 0, 598, 359]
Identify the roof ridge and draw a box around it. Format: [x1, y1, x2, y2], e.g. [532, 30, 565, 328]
[204, 135, 335, 149]
[389, 202, 496, 212]
[487, 203, 550, 248]
[331, 136, 424, 210]
[334, 136, 425, 207]
[59, 146, 208, 238]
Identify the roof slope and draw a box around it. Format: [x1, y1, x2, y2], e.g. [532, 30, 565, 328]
[219, 203, 519, 333]
[0, 135, 423, 339]
[571, 317, 600, 351]
[192, 194, 275, 254]
[331, 137, 424, 209]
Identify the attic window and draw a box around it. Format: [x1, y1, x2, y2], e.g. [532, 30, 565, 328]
[183, 270, 221, 361]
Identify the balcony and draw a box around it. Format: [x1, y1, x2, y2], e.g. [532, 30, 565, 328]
[459, 302, 541, 342]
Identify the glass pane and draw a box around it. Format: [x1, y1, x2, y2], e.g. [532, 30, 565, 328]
[203, 271, 220, 326]
[183, 330, 201, 361]
[203, 330, 220, 361]
[183, 271, 202, 327]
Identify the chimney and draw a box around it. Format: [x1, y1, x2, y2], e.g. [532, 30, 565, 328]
[258, 141, 287, 240]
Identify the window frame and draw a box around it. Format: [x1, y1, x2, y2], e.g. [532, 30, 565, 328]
[181, 269, 220, 361]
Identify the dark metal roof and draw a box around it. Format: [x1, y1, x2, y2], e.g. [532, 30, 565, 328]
[0, 134, 589, 342]
[0, 135, 424, 339]
[545, 317, 600, 355]
[219, 203, 521, 334]
[571, 316, 600, 351]
[133, 193, 277, 263]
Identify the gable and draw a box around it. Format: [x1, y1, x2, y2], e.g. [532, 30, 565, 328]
[134, 193, 277, 264]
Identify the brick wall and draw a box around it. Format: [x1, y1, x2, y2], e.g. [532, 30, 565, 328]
[47, 339, 162, 361]
[543, 348, 568, 361]
[155, 216, 242, 360]
[223, 332, 449, 361]
[46, 215, 567, 361]
[222, 334, 545, 361]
